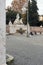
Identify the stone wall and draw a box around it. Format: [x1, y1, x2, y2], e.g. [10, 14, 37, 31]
[6, 25, 43, 33]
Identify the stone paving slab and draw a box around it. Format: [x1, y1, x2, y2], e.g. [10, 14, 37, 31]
[6, 35, 43, 65]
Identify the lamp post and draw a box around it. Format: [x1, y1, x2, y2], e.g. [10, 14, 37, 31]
[27, 0, 30, 37]
[21, 0, 30, 37]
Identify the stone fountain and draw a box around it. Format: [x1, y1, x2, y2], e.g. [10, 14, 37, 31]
[9, 21, 15, 34]
[14, 13, 20, 25]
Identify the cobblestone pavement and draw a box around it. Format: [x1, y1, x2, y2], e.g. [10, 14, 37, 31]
[6, 35, 43, 65]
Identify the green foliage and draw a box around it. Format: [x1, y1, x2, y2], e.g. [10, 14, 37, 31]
[22, 13, 27, 25]
[6, 8, 21, 25]
[28, 0, 39, 26]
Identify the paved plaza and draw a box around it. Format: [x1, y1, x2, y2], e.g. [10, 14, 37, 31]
[6, 34, 43, 65]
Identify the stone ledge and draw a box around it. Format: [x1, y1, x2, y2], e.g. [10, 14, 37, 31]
[6, 54, 14, 64]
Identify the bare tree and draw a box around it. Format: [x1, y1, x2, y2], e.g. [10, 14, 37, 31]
[11, 0, 27, 13]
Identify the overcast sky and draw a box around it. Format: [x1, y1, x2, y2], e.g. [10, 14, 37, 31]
[6, 0, 43, 15]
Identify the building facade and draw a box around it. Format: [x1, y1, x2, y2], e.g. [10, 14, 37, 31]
[39, 15, 43, 21]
